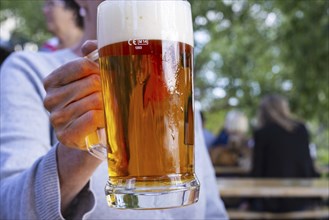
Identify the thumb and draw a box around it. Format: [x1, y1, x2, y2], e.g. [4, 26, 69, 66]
[81, 40, 98, 57]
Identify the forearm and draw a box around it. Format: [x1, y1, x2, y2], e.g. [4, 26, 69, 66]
[57, 143, 102, 214]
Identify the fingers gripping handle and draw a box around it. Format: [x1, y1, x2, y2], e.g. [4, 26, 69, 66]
[84, 50, 107, 160]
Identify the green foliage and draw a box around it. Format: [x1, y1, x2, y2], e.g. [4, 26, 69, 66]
[273, 0, 328, 122]
[203, 110, 227, 135]
[0, 0, 51, 46]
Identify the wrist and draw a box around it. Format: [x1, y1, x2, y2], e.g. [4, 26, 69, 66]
[56, 143, 103, 213]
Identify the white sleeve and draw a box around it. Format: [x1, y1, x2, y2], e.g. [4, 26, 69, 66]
[0, 52, 95, 219]
[195, 110, 229, 219]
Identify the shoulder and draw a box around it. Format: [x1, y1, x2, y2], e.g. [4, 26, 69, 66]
[295, 121, 307, 130]
[2, 49, 75, 66]
[1, 49, 77, 79]
[293, 121, 309, 135]
[253, 123, 278, 139]
[254, 125, 269, 136]
[1, 49, 77, 101]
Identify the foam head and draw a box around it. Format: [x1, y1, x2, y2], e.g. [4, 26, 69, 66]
[97, 0, 194, 48]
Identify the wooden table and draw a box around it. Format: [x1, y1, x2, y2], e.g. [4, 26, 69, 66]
[218, 178, 329, 219]
[217, 178, 329, 198]
[214, 164, 329, 176]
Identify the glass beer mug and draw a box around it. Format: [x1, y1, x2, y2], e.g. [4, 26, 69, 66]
[87, 0, 200, 209]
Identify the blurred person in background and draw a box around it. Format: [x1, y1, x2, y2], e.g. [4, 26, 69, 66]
[250, 94, 319, 212]
[210, 110, 250, 167]
[40, 0, 83, 51]
[0, 0, 228, 219]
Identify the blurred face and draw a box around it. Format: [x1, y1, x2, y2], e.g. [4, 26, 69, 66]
[43, 0, 78, 34]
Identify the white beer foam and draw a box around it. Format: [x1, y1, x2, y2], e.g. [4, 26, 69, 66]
[97, 0, 194, 48]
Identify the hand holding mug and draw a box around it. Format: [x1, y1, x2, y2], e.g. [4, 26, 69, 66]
[43, 41, 104, 151]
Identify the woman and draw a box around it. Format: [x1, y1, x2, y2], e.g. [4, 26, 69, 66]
[0, 1, 227, 219]
[41, 0, 83, 51]
[250, 94, 319, 212]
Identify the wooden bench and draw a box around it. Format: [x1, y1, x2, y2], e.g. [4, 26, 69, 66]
[217, 178, 329, 219]
[217, 178, 329, 198]
[214, 164, 329, 176]
[227, 207, 329, 219]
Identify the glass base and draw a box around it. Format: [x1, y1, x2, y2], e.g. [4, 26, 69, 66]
[105, 175, 200, 210]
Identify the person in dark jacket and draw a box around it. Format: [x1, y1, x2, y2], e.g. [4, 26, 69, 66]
[250, 94, 319, 212]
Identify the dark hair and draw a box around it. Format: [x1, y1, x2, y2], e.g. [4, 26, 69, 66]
[62, 0, 84, 29]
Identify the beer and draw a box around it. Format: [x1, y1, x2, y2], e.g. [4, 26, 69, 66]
[100, 39, 194, 179]
[98, 0, 199, 209]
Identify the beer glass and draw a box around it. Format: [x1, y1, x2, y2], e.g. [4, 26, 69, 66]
[98, 0, 200, 209]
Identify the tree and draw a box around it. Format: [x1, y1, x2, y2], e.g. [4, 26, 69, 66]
[190, 0, 328, 119]
[0, 0, 50, 47]
[189, 0, 328, 164]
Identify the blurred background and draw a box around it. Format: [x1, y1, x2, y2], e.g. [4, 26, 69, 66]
[189, 0, 328, 169]
[0, 0, 329, 219]
[0, 0, 328, 167]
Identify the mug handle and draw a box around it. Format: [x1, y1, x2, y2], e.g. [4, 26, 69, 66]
[84, 50, 107, 160]
[85, 128, 107, 160]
